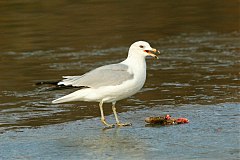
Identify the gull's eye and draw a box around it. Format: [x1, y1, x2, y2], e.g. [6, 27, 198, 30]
[139, 45, 144, 48]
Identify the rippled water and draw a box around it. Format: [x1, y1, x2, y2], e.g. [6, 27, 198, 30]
[1, 103, 239, 159]
[0, 0, 239, 159]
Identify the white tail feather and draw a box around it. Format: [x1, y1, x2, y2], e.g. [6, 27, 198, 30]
[52, 89, 89, 104]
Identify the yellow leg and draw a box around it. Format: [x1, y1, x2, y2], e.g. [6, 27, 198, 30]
[99, 101, 115, 128]
[112, 102, 132, 126]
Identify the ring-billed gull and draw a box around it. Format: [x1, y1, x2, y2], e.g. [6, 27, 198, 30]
[52, 41, 160, 128]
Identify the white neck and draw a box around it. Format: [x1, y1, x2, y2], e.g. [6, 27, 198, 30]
[120, 48, 148, 90]
[121, 50, 147, 88]
[121, 50, 146, 70]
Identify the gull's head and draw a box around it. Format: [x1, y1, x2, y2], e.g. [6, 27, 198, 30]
[128, 41, 160, 59]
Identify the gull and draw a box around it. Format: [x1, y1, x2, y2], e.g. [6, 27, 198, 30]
[52, 41, 160, 128]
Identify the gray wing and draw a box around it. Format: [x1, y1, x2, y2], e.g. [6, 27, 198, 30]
[58, 63, 134, 88]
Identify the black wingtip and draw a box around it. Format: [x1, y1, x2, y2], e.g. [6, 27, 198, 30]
[35, 80, 88, 91]
[35, 80, 59, 86]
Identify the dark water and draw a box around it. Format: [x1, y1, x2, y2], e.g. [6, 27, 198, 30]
[0, 0, 239, 159]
